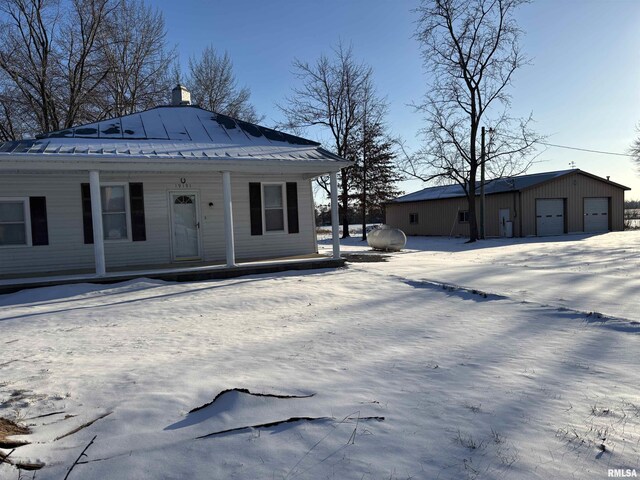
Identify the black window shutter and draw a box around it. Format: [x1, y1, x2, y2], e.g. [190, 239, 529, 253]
[286, 182, 299, 234]
[129, 183, 146, 241]
[29, 197, 49, 246]
[249, 182, 263, 236]
[81, 183, 94, 244]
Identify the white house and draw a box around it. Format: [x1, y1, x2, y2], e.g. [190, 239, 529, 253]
[0, 86, 348, 279]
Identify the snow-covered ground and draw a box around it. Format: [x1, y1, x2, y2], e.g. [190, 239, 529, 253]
[1, 231, 639, 479]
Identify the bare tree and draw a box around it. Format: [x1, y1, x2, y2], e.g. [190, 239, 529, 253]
[279, 43, 372, 238]
[187, 46, 261, 123]
[0, 0, 60, 134]
[0, 0, 172, 138]
[0, 0, 122, 132]
[406, 0, 539, 242]
[630, 125, 640, 170]
[98, 0, 174, 117]
[61, 0, 117, 128]
[0, 75, 28, 140]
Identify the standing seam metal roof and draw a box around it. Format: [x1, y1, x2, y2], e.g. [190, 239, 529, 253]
[392, 169, 629, 203]
[0, 106, 347, 164]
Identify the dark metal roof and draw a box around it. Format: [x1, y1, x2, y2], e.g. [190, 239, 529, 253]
[392, 169, 630, 203]
[34, 106, 319, 145]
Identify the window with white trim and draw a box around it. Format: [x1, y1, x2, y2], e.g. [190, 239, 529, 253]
[101, 185, 129, 240]
[0, 198, 30, 246]
[262, 184, 286, 232]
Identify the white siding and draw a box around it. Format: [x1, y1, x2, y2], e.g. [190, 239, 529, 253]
[231, 174, 316, 260]
[0, 172, 317, 277]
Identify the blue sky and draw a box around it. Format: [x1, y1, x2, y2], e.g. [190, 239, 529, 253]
[156, 0, 640, 199]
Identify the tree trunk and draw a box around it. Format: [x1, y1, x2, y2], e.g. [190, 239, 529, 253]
[341, 172, 350, 238]
[361, 190, 367, 241]
[467, 169, 479, 242]
[361, 158, 367, 241]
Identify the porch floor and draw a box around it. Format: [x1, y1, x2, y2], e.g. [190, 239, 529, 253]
[0, 254, 345, 295]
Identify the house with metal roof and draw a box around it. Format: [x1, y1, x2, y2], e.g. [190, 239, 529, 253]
[386, 169, 630, 238]
[0, 86, 348, 281]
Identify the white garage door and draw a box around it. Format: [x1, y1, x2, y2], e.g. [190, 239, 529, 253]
[536, 199, 564, 236]
[584, 197, 609, 232]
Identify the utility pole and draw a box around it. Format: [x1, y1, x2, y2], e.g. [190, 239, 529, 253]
[361, 95, 368, 241]
[480, 127, 486, 240]
[361, 133, 368, 241]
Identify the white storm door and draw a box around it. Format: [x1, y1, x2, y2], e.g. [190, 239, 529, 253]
[584, 198, 609, 232]
[171, 193, 200, 260]
[498, 208, 510, 237]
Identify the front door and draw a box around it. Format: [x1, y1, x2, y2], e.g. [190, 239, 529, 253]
[171, 193, 200, 260]
[498, 208, 510, 237]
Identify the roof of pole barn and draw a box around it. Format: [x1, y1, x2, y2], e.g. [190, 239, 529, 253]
[0, 104, 347, 172]
[392, 169, 630, 203]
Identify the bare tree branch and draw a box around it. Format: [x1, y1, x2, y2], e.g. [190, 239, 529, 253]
[278, 42, 374, 238]
[0, 0, 173, 138]
[187, 46, 262, 123]
[411, 0, 540, 241]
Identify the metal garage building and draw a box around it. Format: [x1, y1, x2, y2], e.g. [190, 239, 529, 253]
[386, 169, 629, 238]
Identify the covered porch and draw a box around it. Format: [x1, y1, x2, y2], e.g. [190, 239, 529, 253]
[0, 254, 345, 295]
[0, 158, 345, 286]
[78, 166, 343, 276]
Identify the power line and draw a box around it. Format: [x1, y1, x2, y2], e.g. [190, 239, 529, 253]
[492, 131, 633, 158]
[537, 141, 632, 158]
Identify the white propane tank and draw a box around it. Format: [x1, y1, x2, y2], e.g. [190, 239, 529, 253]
[367, 225, 407, 251]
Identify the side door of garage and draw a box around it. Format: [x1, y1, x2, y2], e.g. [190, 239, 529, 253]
[584, 197, 609, 232]
[536, 199, 565, 236]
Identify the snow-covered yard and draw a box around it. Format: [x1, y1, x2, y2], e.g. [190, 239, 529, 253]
[1, 231, 639, 479]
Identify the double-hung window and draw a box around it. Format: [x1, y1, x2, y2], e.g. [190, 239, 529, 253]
[262, 184, 286, 233]
[249, 182, 298, 236]
[81, 182, 145, 244]
[0, 198, 30, 246]
[101, 185, 129, 240]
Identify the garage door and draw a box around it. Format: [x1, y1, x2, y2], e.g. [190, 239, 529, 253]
[584, 197, 609, 232]
[536, 199, 564, 236]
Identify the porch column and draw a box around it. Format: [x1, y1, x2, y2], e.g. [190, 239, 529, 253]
[89, 170, 106, 276]
[222, 171, 236, 267]
[330, 171, 340, 259]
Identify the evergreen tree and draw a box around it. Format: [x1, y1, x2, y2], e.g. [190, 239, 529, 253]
[350, 120, 403, 239]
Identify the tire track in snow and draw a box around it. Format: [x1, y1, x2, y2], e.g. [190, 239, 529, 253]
[356, 264, 640, 333]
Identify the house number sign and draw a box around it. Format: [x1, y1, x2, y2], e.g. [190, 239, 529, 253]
[175, 177, 192, 188]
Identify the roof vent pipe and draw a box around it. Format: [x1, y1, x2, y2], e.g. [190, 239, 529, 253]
[171, 84, 191, 106]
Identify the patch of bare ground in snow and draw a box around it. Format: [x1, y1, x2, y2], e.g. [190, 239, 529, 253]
[0, 417, 46, 471]
[342, 252, 389, 263]
[0, 417, 30, 448]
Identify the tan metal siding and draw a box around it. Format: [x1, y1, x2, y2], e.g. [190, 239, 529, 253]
[483, 193, 521, 237]
[386, 192, 519, 237]
[520, 172, 625, 236]
[386, 197, 470, 236]
[387, 172, 625, 238]
[0, 172, 316, 276]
